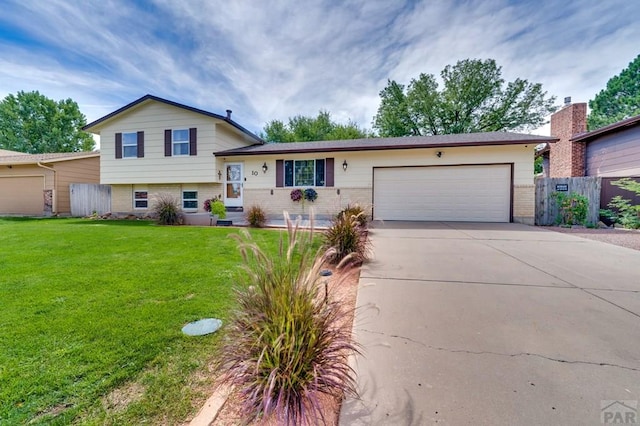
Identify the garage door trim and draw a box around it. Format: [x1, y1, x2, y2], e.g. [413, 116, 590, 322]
[372, 163, 514, 222]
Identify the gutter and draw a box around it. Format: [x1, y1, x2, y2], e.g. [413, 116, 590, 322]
[36, 162, 56, 215]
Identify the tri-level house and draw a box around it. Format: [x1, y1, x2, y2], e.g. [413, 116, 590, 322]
[86, 95, 557, 224]
[83, 95, 263, 216]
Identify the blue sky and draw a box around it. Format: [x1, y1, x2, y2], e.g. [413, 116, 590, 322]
[1, 0, 639, 140]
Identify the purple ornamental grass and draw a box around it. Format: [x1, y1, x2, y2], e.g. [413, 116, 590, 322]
[323, 210, 371, 265]
[215, 212, 360, 425]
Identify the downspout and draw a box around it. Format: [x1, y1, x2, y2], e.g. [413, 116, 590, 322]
[37, 162, 56, 215]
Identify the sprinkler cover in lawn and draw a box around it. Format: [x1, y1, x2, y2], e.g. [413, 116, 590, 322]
[182, 318, 222, 336]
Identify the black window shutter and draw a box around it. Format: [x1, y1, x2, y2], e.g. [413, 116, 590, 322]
[115, 133, 122, 159]
[315, 158, 325, 186]
[189, 128, 197, 156]
[164, 130, 172, 156]
[137, 131, 144, 158]
[284, 160, 294, 186]
[275, 160, 284, 187]
[325, 158, 334, 187]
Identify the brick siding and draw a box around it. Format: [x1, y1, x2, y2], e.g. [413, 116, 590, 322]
[549, 103, 587, 177]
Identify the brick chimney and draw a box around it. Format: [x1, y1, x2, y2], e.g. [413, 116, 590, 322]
[549, 100, 587, 177]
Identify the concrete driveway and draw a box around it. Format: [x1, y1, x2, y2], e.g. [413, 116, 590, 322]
[340, 222, 640, 425]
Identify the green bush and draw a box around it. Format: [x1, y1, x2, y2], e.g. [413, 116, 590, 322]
[337, 203, 369, 228]
[216, 213, 359, 425]
[324, 211, 370, 265]
[601, 196, 640, 229]
[210, 199, 226, 219]
[246, 204, 267, 228]
[204, 197, 227, 219]
[602, 178, 640, 229]
[552, 191, 588, 225]
[151, 193, 182, 225]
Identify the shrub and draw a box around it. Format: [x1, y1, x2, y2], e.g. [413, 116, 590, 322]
[601, 196, 640, 229]
[338, 204, 369, 228]
[552, 191, 588, 225]
[216, 213, 359, 425]
[204, 197, 226, 219]
[151, 193, 182, 225]
[323, 211, 370, 265]
[210, 199, 226, 219]
[246, 204, 267, 228]
[602, 178, 640, 229]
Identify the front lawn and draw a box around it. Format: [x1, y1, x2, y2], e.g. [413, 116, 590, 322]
[0, 218, 281, 425]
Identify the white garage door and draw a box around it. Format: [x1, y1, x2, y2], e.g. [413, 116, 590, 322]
[373, 165, 511, 222]
[0, 176, 44, 215]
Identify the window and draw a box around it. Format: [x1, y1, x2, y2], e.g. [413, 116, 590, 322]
[182, 191, 198, 210]
[122, 133, 137, 158]
[115, 131, 143, 159]
[284, 159, 325, 187]
[134, 191, 148, 209]
[173, 129, 189, 156]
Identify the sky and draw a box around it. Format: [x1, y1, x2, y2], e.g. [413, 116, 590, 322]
[1, 0, 639, 143]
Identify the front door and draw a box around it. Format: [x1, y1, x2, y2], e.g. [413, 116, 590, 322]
[224, 163, 243, 208]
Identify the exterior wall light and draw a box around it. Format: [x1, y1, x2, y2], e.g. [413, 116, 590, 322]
[217, 170, 222, 179]
[262, 162, 268, 173]
[436, 151, 442, 158]
[342, 160, 348, 171]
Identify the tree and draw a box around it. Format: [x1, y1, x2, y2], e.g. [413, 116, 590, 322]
[262, 110, 369, 142]
[373, 59, 557, 137]
[588, 54, 640, 130]
[0, 91, 95, 153]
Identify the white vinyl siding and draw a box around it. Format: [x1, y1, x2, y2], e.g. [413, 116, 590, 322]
[373, 165, 511, 222]
[99, 101, 254, 184]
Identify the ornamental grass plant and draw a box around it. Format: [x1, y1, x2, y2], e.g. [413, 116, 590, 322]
[246, 204, 267, 228]
[324, 210, 371, 265]
[215, 212, 359, 425]
[151, 193, 182, 225]
[337, 203, 369, 228]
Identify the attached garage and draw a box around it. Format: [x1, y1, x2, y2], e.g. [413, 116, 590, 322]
[217, 131, 557, 225]
[0, 176, 45, 215]
[373, 164, 512, 222]
[0, 151, 100, 216]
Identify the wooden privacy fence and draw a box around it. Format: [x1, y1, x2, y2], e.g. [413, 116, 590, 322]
[535, 177, 601, 225]
[70, 184, 111, 217]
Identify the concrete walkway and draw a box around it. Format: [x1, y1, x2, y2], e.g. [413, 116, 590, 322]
[340, 222, 640, 425]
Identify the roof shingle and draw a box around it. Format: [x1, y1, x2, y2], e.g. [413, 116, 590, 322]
[215, 132, 557, 156]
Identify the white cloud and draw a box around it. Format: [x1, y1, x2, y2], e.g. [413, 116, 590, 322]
[0, 0, 638, 137]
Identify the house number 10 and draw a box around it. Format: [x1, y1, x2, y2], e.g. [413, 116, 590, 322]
[251, 170, 259, 176]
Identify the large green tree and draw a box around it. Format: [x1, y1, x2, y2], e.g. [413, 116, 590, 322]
[373, 59, 557, 136]
[262, 110, 370, 142]
[0, 90, 95, 153]
[588, 54, 640, 130]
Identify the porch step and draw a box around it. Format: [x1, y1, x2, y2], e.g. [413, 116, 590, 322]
[225, 206, 243, 212]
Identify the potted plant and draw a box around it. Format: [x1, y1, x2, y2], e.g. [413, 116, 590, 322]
[204, 197, 226, 224]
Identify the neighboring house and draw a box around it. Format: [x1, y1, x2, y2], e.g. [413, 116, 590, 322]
[546, 102, 640, 178]
[542, 101, 640, 208]
[0, 151, 100, 215]
[85, 94, 555, 224]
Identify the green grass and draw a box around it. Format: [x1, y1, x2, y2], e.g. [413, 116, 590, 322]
[0, 218, 282, 425]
